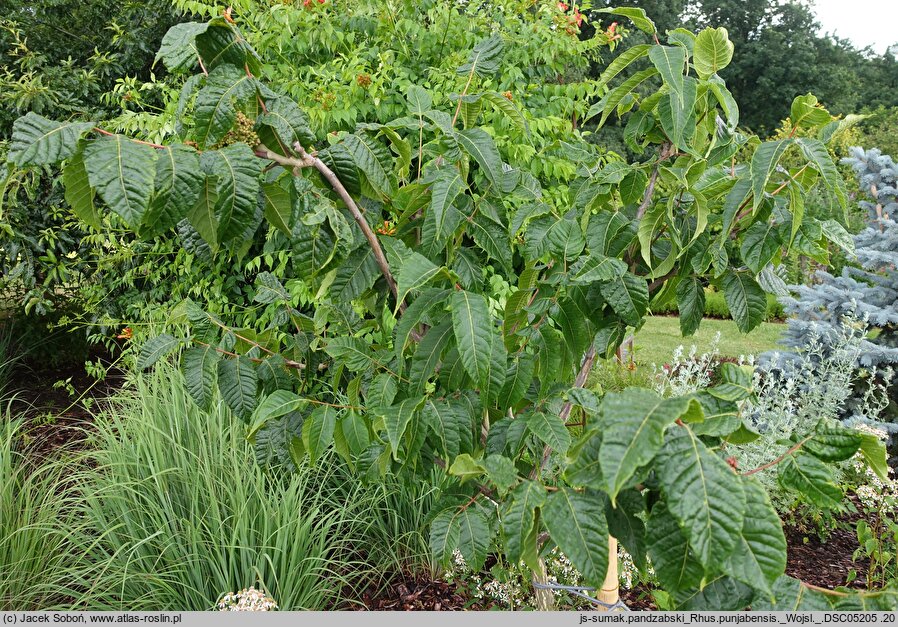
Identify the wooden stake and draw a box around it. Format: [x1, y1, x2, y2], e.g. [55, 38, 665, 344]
[598, 536, 620, 609]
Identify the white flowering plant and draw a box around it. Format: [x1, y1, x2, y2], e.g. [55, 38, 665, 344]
[216, 587, 278, 612]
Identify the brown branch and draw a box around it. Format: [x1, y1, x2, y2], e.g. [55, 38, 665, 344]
[255, 143, 403, 310]
[636, 141, 675, 220]
[93, 128, 166, 149]
[741, 437, 811, 476]
[530, 344, 598, 479]
[193, 339, 305, 370]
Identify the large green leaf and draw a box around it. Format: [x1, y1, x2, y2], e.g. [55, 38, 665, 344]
[606, 490, 647, 571]
[455, 129, 506, 190]
[778, 452, 843, 508]
[380, 397, 423, 459]
[542, 489, 609, 587]
[750, 139, 794, 210]
[62, 149, 101, 230]
[457, 508, 491, 572]
[217, 355, 258, 421]
[422, 399, 471, 461]
[722, 270, 766, 333]
[692, 28, 734, 79]
[430, 508, 461, 565]
[304, 405, 338, 465]
[188, 174, 220, 249]
[137, 334, 180, 370]
[859, 433, 888, 481]
[193, 64, 257, 149]
[657, 426, 745, 568]
[457, 35, 504, 77]
[394, 288, 450, 361]
[525, 411, 571, 456]
[595, 7, 657, 34]
[248, 390, 304, 438]
[260, 179, 293, 236]
[591, 68, 659, 127]
[397, 252, 443, 304]
[256, 95, 316, 152]
[343, 133, 395, 197]
[740, 220, 782, 274]
[805, 422, 863, 462]
[201, 143, 263, 244]
[724, 478, 786, 597]
[599, 273, 649, 327]
[797, 138, 847, 211]
[677, 276, 705, 336]
[572, 254, 628, 284]
[181, 345, 220, 410]
[451, 290, 497, 391]
[752, 576, 834, 610]
[647, 501, 704, 594]
[330, 247, 379, 302]
[468, 214, 513, 274]
[8, 113, 92, 167]
[658, 76, 698, 152]
[83, 134, 157, 228]
[501, 481, 546, 571]
[600, 389, 691, 501]
[155, 22, 209, 73]
[144, 145, 203, 237]
[428, 168, 467, 244]
[409, 320, 455, 395]
[597, 44, 652, 90]
[648, 45, 685, 96]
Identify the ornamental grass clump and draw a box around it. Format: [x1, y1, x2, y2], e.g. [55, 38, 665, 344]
[61, 365, 377, 610]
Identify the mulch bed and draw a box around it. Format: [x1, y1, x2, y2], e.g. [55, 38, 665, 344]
[340, 576, 489, 611]
[785, 523, 868, 590]
[8, 350, 124, 459]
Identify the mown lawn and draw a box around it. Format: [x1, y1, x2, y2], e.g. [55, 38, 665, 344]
[631, 315, 786, 366]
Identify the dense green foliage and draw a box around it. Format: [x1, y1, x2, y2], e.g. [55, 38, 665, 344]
[7, 4, 894, 610]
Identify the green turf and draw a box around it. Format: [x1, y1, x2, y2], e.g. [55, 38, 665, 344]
[630, 315, 786, 366]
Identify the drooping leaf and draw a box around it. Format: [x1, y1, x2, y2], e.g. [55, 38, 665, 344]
[8, 113, 93, 167]
[648, 45, 685, 96]
[217, 355, 258, 421]
[740, 220, 782, 274]
[193, 64, 257, 149]
[423, 399, 471, 461]
[600, 273, 649, 327]
[525, 410, 571, 455]
[597, 44, 652, 90]
[542, 489, 609, 588]
[657, 425, 745, 568]
[724, 478, 787, 597]
[248, 390, 304, 438]
[83, 134, 157, 228]
[455, 129, 507, 190]
[451, 290, 498, 391]
[343, 132, 395, 197]
[330, 247, 379, 302]
[305, 405, 338, 465]
[722, 270, 766, 333]
[677, 276, 705, 336]
[430, 508, 461, 565]
[137, 334, 180, 370]
[647, 501, 704, 594]
[144, 145, 203, 237]
[62, 149, 101, 230]
[750, 139, 794, 210]
[260, 178, 293, 236]
[600, 389, 691, 501]
[594, 7, 657, 34]
[181, 345, 220, 410]
[501, 481, 546, 571]
[752, 576, 834, 610]
[457, 35, 504, 77]
[658, 76, 698, 152]
[201, 143, 263, 244]
[256, 95, 316, 152]
[797, 138, 847, 212]
[155, 22, 209, 73]
[380, 397, 423, 459]
[409, 320, 455, 395]
[805, 423, 863, 462]
[397, 252, 443, 303]
[456, 508, 491, 572]
[778, 452, 843, 508]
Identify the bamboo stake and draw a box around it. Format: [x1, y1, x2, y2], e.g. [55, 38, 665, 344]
[598, 537, 620, 609]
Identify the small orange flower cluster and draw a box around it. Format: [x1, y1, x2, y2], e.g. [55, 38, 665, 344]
[356, 73, 372, 88]
[302, 0, 325, 6]
[556, 1, 583, 34]
[116, 327, 133, 340]
[376, 220, 397, 236]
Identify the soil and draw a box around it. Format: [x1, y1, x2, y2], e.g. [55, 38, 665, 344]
[7, 349, 124, 459]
